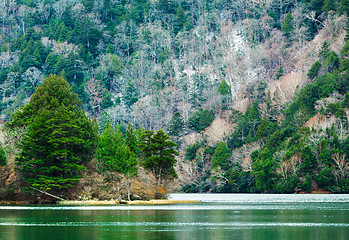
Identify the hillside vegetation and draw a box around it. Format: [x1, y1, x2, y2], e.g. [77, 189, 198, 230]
[0, 0, 349, 200]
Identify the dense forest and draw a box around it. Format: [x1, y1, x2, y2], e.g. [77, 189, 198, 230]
[0, 0, 349, 201]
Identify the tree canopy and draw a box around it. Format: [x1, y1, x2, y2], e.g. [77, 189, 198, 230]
[12, 75, 99, 191]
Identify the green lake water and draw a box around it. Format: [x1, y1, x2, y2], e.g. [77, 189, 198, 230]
[0, 194, 348, 240]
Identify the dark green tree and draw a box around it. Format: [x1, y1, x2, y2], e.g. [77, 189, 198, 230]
[281, 13, 294, 41]
[96, 122, 138, 175]
[126, 123, 140, 155]
[322, 0, 336, 13]
[0, 142, 7, 166]
[140, 129, 179, 184]
[252, 149, 276, 192]
[167, 112, 185, 137]
[276, 66, 284, 79]
[323, 50, 340, 72]
[188, 109, 215, 132]
[339, 0, 349, 15]
[211, 142, 232, 171]
[218, 79, 231, 95]
[101, 91, 114, 109]
[319, 40, 330, 61]
[124, 80, 139, 107]
[11, 75, 99, 191]
[307, 61, 322, 80]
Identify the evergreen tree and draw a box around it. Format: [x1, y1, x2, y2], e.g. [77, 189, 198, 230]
[323, 51, 340, 72]
[11, 75, 99, 191]
[322, 0, 336, 13]
[281, 13, 294, 41]
[140, 129, 179, 184]
[167, 112, 185, 137]
[339, 0, 349, 15]
[211, 142, 232, 171]
[319, 40, 330, 61]
[101, 91, 114, 109]
[188, 109, 215, 132]
[252, 149, 276, 192]
[276, 66, 284, 79]
[0, 142, 7, 166]
[124, 80, 139, 107]
[307, 61, 322, 80]
[126, 123, 139, 155]
[96, 122, 138, 175]
[254, 117, 270, 140]
[218, 79, 231, 95]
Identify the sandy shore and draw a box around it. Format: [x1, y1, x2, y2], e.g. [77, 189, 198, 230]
[57, 199, 199, 205]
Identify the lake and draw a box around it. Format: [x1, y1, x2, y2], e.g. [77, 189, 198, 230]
[1, 194, 348, 240]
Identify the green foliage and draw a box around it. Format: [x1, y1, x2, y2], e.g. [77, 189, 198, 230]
[101, 91, 114, 109]
[0, 142, 7, 166]
[211, 142, 232, 171]
[319, 40, 330, 61]
[252, 149, 276, 192]
[140, 130, 179, 182]
[254, 117, 270, 140]
[307, 61, 322, 80]
[188, 109, 215, 132]
[339, 0, 349, 15]
[281, 13, 294, 41]
[13, 75, 98, 191]
[124, 80, 139, 107]
[185, 142, 201, 161]
[323, 51, 340, 72]
[96, 122, 138, 176]
[276, 66, 283, 80]
[167, 112, 185, 137]
[300, 146, 316, 173]
[218, 79, 231, 95]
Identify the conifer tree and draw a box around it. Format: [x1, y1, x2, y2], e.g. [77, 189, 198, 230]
[319, 40, 330, 61]
[124, 80, 139, 107]
[96, 122, 138, 175]
[0, 142, 6, 166]
[307, 61, 322, 80]
[281, 13, 294, 41]
[126, 123, 139, 155]
[218, 79, 231, 95]
[11, 75, 99, 191]
[212, 142, 232, 171]
[140, 129, 179, 184]
[167, 112, 185, 137]
[276, 66, 283, 79]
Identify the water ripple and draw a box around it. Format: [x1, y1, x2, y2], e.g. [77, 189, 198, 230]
[0, 221, 348, 228]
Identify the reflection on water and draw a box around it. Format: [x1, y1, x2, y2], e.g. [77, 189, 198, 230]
[1, 194, 349, 240]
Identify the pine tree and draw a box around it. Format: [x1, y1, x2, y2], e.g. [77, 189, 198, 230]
[281, 13, 294, 41]
[252, 149, 276, 192]
[212, 142, 232, 171]
[339, 0, 349, 15]
[0, 142, 6, 166]
[101, 91, 114, 109]
[96, 122, 137, 175]
[124, 80, 139, 107]
[140, 130, 179, 184]
[276, 66, 284, 79]
[319, 40, 330, 61]
[167, 112, 185, 137]
[307, 61, 322, 80]
[126, 123, 139, 155]
[218, 79, 231, 95]
[11, 75, 99, 191]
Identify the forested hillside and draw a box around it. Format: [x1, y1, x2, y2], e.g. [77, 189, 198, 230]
[0, 0, 349, 200]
